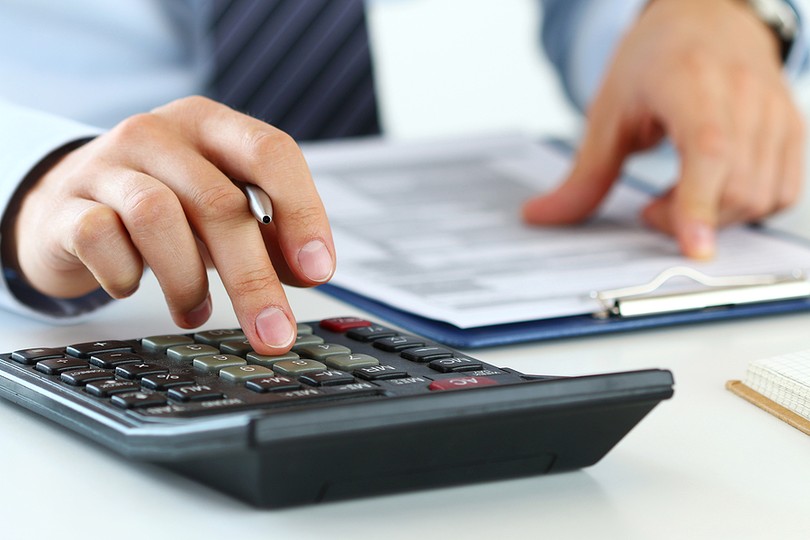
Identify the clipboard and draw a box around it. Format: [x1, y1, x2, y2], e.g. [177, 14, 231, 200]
[320, 267, 810, 348]
[307, 135, 810, 349]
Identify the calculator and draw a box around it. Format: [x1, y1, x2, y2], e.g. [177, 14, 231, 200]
[0, 316, 674, 507]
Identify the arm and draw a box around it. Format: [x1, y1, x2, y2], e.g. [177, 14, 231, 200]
[3, 96, 335, 354]
[0, 100, 107, 321]
[534, 0, 809, 258]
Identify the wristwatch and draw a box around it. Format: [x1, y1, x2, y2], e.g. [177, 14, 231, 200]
[744, 0, 799, 61]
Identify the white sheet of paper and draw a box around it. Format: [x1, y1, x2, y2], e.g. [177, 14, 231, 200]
[303, 135, 810, 329]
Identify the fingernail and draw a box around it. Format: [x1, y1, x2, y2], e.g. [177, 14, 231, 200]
[298, 239, 334, 282]
[256, 307, 295, 348]
[684, 222, 715, 260]
[186, 294, 212, 327]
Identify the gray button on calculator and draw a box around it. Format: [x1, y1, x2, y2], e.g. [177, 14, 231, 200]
[192, 354, 247, 373]
[167, 344, 220, 362]
[322, 353, 380, 371]
[141, 335, 194, 353]
[294, 343, 351, 361]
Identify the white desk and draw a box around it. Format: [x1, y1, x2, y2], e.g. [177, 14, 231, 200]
[4, 1, 810, 532]
[2, 213, 810, 540]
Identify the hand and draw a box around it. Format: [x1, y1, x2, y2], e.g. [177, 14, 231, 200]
[6, 96, 335, 354]
[523, 0, 805, 258]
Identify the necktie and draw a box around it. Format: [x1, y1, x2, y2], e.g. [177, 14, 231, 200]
[208, 0, 381, 141]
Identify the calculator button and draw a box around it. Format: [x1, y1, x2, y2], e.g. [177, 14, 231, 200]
[291, 334, 325, 350]
[35, 357, 88, 375]
[141, 373, 197, 390]
[246, 351, 299, 368]
[192, 354, 246, 373]
[60, 369, 115, 386]
[86, 379, 141, 397]
[66, 341, 133, 358]
[377, 376, 431, 389]
[194, 329, 245, 346]
[296, 323, 313, 335]
[274, 388, 328, 402]
[272, 359, 328, 377]
[321, 381, 380, 397]
[245, 375, 301, 393]
[299, 369, 355, 387]
[319, 317, 371, 332]
[140, 334, 194, 353]
[400, 346, 454, 363]
[219, 339, 254, 357]
[428, 357, 483, 373]
[166, 344, 221, 362]
[346, 325, 399, 342]
[115, 363, 169, 380]
[294, 343, 352, 361]
[111, 391, 167, 409]
[322, 353, 380, 371]
[428, 376, 499, 391]
[89, 351, 145, 369]
[167, 384, 224, 402]
[354, 364, 409, 381]
[10, 347, 65, 365]
[219, 364, 274, 383]
[373, 336, 426, 352]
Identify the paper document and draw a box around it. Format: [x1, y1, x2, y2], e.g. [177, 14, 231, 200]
[303, 135, 810, 329]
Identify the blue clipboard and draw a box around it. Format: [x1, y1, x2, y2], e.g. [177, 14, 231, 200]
[311, 138, 810, 349]
[318, 280, 810, 349]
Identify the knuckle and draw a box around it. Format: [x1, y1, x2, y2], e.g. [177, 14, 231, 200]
[168, 274, 209, 308]
[123, 183, 181, 233]
[283, 204, 324, 227]
[691, 123, 730, 161]
[110, 113, 163, 144]
[229, 265, 280, 299]
[677, 47, 714, 76]
[729, 65, 757, 96]
[156, 94, 215, 115]
[71, 205, 121, 250]
[722, 186, 767, 219]
[191, 184, 246, 223]
[244, 127, 300, 169]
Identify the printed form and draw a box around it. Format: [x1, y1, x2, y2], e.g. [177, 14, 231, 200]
[304, 136, 810, 329]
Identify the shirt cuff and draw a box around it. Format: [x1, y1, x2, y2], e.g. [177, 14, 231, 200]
[783, 0, 810, 78]
[0, 101, 112, 322]
[567, 0, 648, 111]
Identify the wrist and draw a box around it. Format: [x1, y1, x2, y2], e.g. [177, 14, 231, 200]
[739, 0, 798, 61]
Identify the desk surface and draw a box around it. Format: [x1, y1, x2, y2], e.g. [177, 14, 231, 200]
[4, 157, 810, 540]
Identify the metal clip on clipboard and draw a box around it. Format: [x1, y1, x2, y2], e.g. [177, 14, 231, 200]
[591, 266, 810, 319]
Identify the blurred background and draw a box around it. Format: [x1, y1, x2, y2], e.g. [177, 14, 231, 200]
[368, 0, 581, 141]
[368, 0, 810, 144]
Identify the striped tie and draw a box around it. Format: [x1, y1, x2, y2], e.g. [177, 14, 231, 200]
[208, 0, 381, 141]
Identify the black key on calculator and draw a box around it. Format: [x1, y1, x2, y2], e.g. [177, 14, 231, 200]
[0, 316, 674, 508]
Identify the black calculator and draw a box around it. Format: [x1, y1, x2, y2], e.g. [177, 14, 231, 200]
[0, 316, 673, 507]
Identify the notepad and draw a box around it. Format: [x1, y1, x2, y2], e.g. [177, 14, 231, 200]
[727, 350, 810, 435]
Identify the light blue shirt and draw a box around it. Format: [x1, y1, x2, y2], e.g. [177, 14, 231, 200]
[0, 0, 807, 320]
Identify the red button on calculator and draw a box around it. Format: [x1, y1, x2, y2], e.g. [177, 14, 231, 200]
[319, 317, 372, 332]
[428, 377, 499, 391]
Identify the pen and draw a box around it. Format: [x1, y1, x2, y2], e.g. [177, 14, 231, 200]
[242, 183, 273, 224]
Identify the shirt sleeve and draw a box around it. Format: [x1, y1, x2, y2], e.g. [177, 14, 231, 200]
[541, 0, 810, 112]
[0, 99, 113, 323]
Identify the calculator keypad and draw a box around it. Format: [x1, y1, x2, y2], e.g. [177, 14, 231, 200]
[2, 317, 523, 419]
